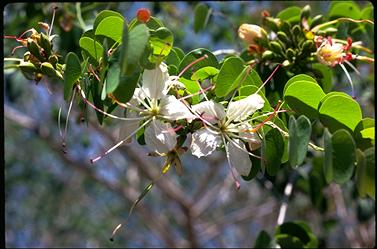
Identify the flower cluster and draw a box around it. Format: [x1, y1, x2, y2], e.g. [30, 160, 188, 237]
[84, 61, 280, 189]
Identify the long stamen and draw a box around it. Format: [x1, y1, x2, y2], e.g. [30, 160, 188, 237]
[339, 63, 356, 99]
[179, 85, 213, 100]
[48, 6, 58, 37]
[222, 135, 241, 190]
[90, 119, 151, 163]
[344, 60, 360, 75]
[178, 54, 208, 78]
[225, 65, 254, 120]
[110, 162, 169, 241]
[239, 109, 288, 126]
[255, 64, 282, 95]
[76, 84, 146, 121]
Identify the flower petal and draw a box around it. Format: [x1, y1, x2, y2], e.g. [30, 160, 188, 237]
[159, 95, 196, 122]
[226, 94, 264, 122]
[144, 119, 177, 154]
[192, 100, 226, 123]
[142, 62, 170, 100]
[190, 129, 222, 158]
[118, 111, 141, 144]
[226, 139, 252, 176]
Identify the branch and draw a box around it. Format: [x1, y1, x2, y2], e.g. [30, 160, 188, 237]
[4, 104, 177, 247]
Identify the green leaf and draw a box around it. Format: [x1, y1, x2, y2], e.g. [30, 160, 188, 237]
[113, 72, 141, 103]
[284, 80, 325, 119]
[277, 6, 302, 23]
[283, 74, 317, 97]
[79, 36, 104, 62]
[105, 63, 121, 94]
[179, 77, 200, 104]
[93, 10, 124, 32]
[288, 115, 312, 167]
[191, 66, 219, 81]
[173, 47, 185, 61]
[312, 63, 333, 93]
[149, 27, 174, 63]
[329, 2, 361, 20]
[178, 48, 219, 79]
[354, 118, 375, 150]
[95, 16, 124, 42]
[262, 128, 284, 176]
[360, 127, 375, 141]
[215, 56, 244, 97]
[193, 3, 211, 33]
[275, 221, 318, 248]
[64, 52, 82, 100]
[254, 230, 271, 248]
[120, 23, 150, 75]
[324, 129, 356, 184]
[129, 16, 164, 31]
[318, 93, 362, 133]
[165, 48, 181, 67]
[356, 148, 375, 199]
[323, 128, 333, 183]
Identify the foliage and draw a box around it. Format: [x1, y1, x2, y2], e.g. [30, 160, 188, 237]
[4, 1, 375, 247]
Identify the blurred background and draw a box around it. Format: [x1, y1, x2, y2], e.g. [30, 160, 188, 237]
[4, 2, 375, 247]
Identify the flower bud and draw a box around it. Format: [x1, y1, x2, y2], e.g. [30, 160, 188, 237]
[269, 41, 283, 55]
[261, 50, 275, 60]
[300, 5, 311, 20]
[238, 24, 266, 45]
[19, 61, 38, 74]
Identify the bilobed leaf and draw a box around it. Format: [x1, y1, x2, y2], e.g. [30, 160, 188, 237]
[288, 115, 312, 167]
[284, 80, 325, 119]
[79, 36, 104, 62]
[193, 3, 211, 33]
[191, 66, 219, 81]
[319, 93, 362, 133]
[356, 147, 375, 199]
[329, 2, 361, 20]
[215, 56, 244, 97]
[262, 128, 284, 176]
[93, 10, 124, 32]
[149, 27, 174, 63]
[95, 16, 124, 42]
[283, 74, 317, 96]
[327, 129, 356, 184]
[178, 48, 218, 79]
[277, 6, 302, 23]
[64, 52, 82, 100]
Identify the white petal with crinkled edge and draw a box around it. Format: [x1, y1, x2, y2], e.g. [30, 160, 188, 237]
[192, 100, 226, 124]
[190, 129, 222, 158]
[118, 111, 141, 144]
[226, 94, 265, 122]
[144, 119, 177, 154]
[226, 139, 252, 176]
[142, 62, 170, 100]
[159, 95, 196, 122]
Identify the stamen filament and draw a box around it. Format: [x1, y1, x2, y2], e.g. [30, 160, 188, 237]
[76, 84, 146, 121]
[224, 134, 262, 159]
[178, 54, 208, 78]
[255, 64, 282, 95]
[248, 100, 282, 132]
[91, 119, 151, 163]
[339, 63, 356, 98]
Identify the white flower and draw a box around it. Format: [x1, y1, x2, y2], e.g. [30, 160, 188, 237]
[190, 94, 265, 181]
[119, 62, 195, 154]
